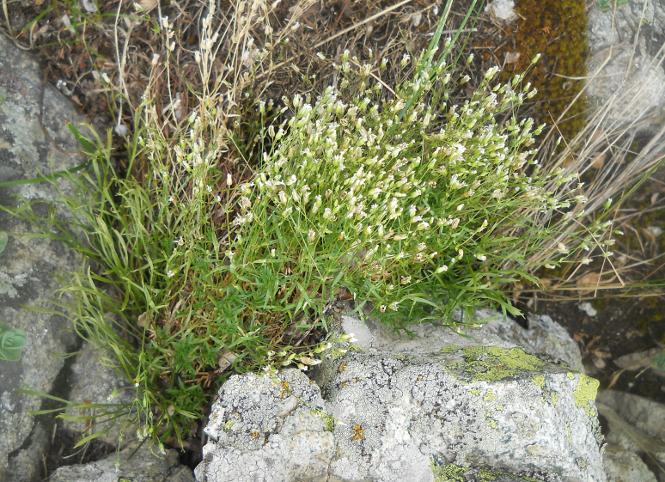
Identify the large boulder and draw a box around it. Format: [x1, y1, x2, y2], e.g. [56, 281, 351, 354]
[196, 307, 606, 482]
[0, 34, 87, 481]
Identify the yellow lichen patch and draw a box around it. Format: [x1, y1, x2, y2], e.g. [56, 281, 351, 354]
[484, 388, 498, 402]
[469, 388, 483, 396]
[350, 423, 365, 441]
[485, 411, 499, 430]
[573, 374, 600, 417]
[532, 374, 546, 389]
[456, 346, 545, 382]
[500, 0, 588, 143]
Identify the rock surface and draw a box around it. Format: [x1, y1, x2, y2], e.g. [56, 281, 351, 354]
[196, 309, 606, 482]
[343, 308, 584, 371]
[597, 390, 665, 482]
[602, 444, 657, 482]
[586, 0, 665, 129]
[0, 34, 86, 482]
[48, 441, 195, 482]
[61, 339, 138, 446]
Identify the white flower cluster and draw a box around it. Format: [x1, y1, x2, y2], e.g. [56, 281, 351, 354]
[223, 52, 610, 319]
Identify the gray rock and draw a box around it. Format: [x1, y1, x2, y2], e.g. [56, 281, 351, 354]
[196, 310, 605, 482]
[48, 441, 195, 482]
[61, 339, 138, 446]
[602, 444, 657, 482]
[597, 390, 665, 443]
[0, 34, 88, 481]
[198, 369, 334, 481]
[596, 392, 665, 482]
[586, 0, 665, 129]
[342, 308, 584, 371]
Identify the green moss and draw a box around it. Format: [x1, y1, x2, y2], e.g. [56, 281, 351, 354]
[500, 0, 588, 143]
[591, 297, 609, 313]
[573, 374, 600, 417]
[447, 346, 545, 382]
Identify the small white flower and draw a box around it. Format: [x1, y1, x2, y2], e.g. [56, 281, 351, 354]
[457, 203, 464, 211]
[476, 254, 487, 262]
[167, 270, 175, 278]
[436, 265, 448, 273]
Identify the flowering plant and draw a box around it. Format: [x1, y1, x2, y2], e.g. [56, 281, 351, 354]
[5, 0, 615, 449]
[218, 47, 611, 332]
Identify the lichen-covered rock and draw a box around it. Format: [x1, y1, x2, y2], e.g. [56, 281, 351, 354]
[196, 369, 334, 481]
[0, 34, 86, 482]
[196, 313, 606, 482]
[342, 308, 583, 371]
[48, 440, 195, 482]
[316, 348, 603, 482]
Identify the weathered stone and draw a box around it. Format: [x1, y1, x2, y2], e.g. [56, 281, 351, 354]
[602, 444, 657, 482]
[0, 34, 87, 481]
[197, 369, 334, 481]
[597, 390, 665, 443]
[586, 0, 665, 129]
[196, 310, 605, 482]
[343, 308, 583, 371]
[61, 339, 138, 446]
[48, 440, 195, 482]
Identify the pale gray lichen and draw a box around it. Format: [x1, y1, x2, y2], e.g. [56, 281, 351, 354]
[0, 271, 28, 298]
